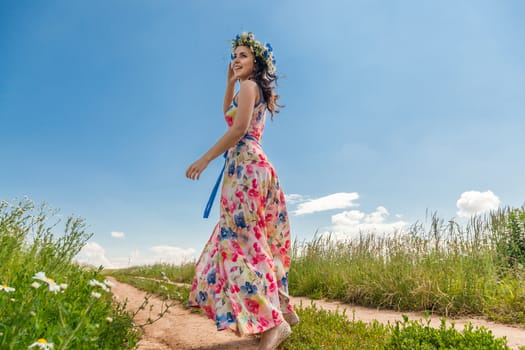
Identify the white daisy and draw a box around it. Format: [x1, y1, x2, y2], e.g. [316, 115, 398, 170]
[32, 272, 62, 293]
[89, 279, 109, 292]
[103, 279, 115, 288]
[28, 338, 54, 349]
[0, 284, 15, 292]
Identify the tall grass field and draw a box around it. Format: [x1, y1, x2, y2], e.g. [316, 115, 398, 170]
[112, 207, 525, 349]
[0, 198, 139, 349]
[289, 209, 525, 325]
[2, 197, 525, 349]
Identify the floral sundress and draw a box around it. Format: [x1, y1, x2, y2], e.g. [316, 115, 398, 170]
[188, 87, 294, 336]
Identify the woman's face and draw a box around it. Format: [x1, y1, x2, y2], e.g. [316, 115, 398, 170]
[232, 46, 255, 81]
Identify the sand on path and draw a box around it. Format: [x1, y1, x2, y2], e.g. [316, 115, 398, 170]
[108, 277, 525, 350]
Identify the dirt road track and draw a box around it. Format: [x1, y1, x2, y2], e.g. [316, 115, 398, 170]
[108, 277, 525, 350]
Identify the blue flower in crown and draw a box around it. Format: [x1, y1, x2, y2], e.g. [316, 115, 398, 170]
[266, 43, 273, 52]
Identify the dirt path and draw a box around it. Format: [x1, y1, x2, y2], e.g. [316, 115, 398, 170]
[108, 277, 525, 350]
[108, 277, 259, 350]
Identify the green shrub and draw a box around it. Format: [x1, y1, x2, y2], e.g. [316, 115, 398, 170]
[386, 315, 510, 349]
[0, 198, 139, 349]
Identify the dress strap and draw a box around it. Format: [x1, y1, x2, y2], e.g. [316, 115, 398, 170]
[254, 85, 265, 108]
[203, 135, 261, 219]
[233, 87, 265, 108]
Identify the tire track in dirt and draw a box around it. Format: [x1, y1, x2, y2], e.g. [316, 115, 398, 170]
[109, 277, 525, 350]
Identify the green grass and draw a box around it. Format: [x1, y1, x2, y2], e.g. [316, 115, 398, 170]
[0, 198, 139, 349]
[5, 195, 524, 349]
[113, 273, 519, 350]
[105, 262, 196, 285]
[288, 209, 525, 325]
[108, 207, 525, 348]
[109, 273, 190, 305]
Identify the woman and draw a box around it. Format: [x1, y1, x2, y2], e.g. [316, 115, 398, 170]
[186, 32, 298, 350]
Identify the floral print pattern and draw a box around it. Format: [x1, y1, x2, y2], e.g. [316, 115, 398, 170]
[188, 89, 294, 335]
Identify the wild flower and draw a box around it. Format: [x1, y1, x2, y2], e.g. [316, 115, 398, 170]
[88, 279, 110, 292]
[103, 279, 115, 288]
[28, 338, 54, 349]
[91, 291, 102, 299]
[106, 317, 113, 322]
[0, 284, 15, 292]
[33, 272, 62, 293]
[31, 282, 41, 289]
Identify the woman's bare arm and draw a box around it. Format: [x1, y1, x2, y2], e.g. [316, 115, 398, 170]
[186, 80, 258, 180]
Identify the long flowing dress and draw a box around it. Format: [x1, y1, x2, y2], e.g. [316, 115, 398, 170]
[188, 87, 294, 336]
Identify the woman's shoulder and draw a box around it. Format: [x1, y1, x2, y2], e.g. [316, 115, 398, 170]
[236, 80, 262, 106]
[239, 79, 259, 92]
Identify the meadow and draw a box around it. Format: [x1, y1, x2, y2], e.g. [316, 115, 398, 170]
[289, 209, 525, 325]
[2, 196, 525, 349]
[111, 207, 525, 349]
[0, 198, 139, 349]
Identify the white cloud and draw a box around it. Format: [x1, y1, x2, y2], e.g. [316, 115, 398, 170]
[111, 246, 196, 267]
[293, 192, 359, 216]
[111, 231, 125, 239]
[75, 242, 112, 268]
[323, 206, 407, 240]
[148, 245, 196, 262]
[456, 190, 501, 217]
[74, 243, 196, 269]
[284, 193, 307, 204]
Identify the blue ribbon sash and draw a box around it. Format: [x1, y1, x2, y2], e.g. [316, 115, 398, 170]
[203, 135, 260, 218]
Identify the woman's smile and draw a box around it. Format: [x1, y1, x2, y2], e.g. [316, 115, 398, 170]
[232, 45, 254, 81]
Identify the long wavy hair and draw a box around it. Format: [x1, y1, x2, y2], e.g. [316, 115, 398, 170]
[251, 54, 283, 117]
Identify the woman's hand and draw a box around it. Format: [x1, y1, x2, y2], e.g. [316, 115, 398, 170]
[185, 157, 210, 180]
[227, 61, 236, 85]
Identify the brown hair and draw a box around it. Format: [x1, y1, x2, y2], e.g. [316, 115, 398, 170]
[252, 56, 283, 117]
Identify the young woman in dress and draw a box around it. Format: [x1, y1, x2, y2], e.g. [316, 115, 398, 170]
[185, 32, 298, 350]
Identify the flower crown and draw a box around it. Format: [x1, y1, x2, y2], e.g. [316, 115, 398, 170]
[231, 32, 276, 74]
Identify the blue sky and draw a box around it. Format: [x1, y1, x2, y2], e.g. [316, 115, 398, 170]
[1, 1, 524, 267]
